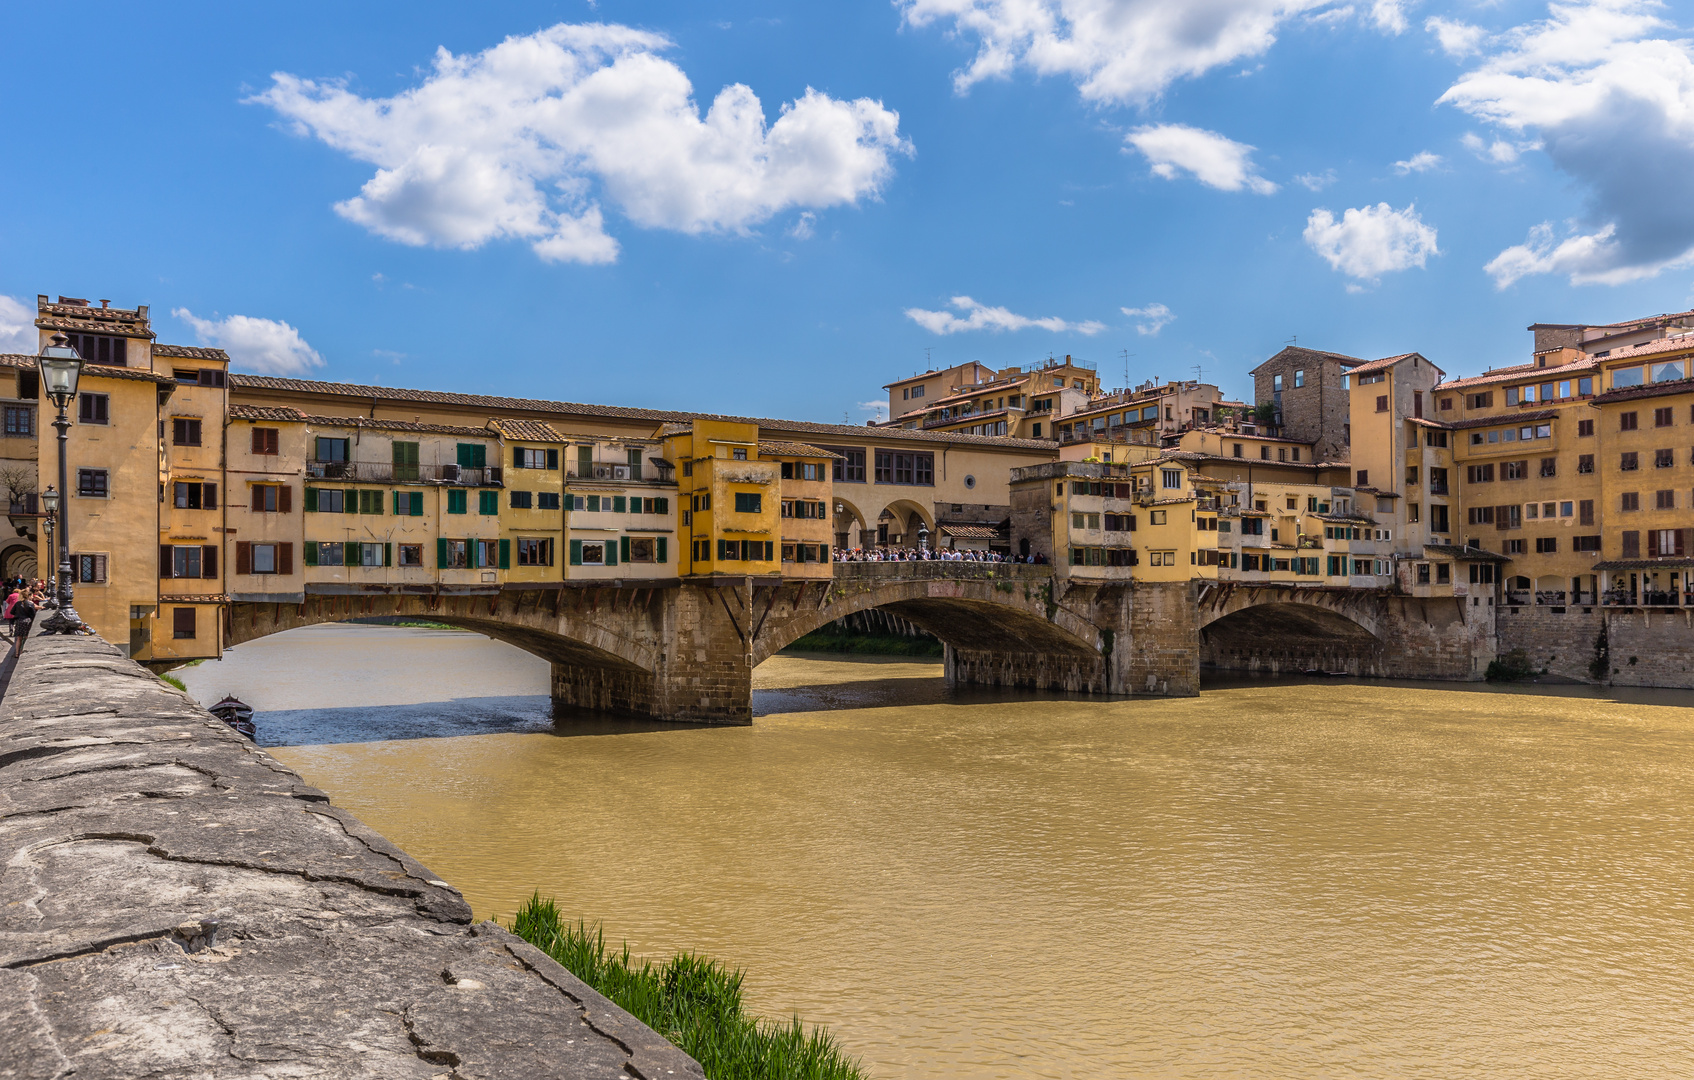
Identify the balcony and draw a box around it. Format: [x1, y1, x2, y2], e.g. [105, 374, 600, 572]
[1429, 483, 1449, 496]
[1505, 590, 1531, 606]
[306, 460, 501, 486]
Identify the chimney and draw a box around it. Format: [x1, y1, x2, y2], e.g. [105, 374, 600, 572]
[99, 299, 109, 308]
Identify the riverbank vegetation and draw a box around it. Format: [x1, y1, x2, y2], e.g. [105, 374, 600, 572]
[510, 894, 867, 1080]
[783, 610, 942, 658]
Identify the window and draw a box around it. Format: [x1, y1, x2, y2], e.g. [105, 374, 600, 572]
[1161, 468, 1182, 490]
[1466, 464, 1494, 483]
[1294, 369, 1305, 388]
[1656, 448, 1676, 468]
[1259, 445, 1270, 460]
[456, 443, 488, 469]
[1577, 454, 1594, 474]
[1468, 506, 1495, 525]
[1506, 539, 1525, 555]
[1657, 489, 1676, 510]
[309, 541, 343, 567]
[824, 447, 866, 483]
[172, 481, 217, 509]
[163, 544, 217, 579]
[1622, 531, 1641, 558]
[1621, 452, 1640, 471]
[172, 608, 196, 640]
[77, 468, 108, 497]
[1468, 392, 1493, 409]
[1274, 374, 1283, 391]
[1535, 537, 1558, 554]
[479, 490, 499, 515]
[392, 491, 423, 516]
[518, 538, 555, 566]
[447, 489, 467, 514]
[74, 554, 108, 584]
[1375, 395, 1388, 413]
[911, 385, 924, 398]
[627, 537, 658, 564]
[392, 441, 420, 481]
[538, 492, 561, 510]
[359, 542, 387, 567]
[1622, 491, 1640, 511]
[1651, 529, 1686, 556]
[251, 427, 280, 455]
[509, 490, 533, 509]
[172, 418, 202, 446]
[65, 332, 127, 367]
[1574, 535, 1601, 552]
[1502, 461, 1529, 480]
[732, 447, 748, 461]
[235, 542, 293, 575]
[78, 392, 108, 425]
[513, 447, 558, 470]
[1559, 501, 1573, 518]
[398, 544, 423, 567]
[896, 452, 933, 485]
[1408, 503, 1421, 523]
[4, 406, 34, 437]
[1426, 430, 1448, 448]
[1535, 457, 1556, 478]
[1620, 411, 1639, 431]
[439, 539, 470, 568]
[315, 436, 350, 462]
[1656, 407, 1675, 427]
[734, 491, 762, 513]
[1356, 469, 1369, 487]
[1232, 443, 1243, 458]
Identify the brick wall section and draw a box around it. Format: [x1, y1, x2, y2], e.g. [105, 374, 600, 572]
[1498, 605, 1694, 686]
[1252, 347, 1354, 463]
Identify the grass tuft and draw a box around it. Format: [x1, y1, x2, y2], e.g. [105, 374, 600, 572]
[159, 673, 188, 692]
[510, 893, 867, 1080]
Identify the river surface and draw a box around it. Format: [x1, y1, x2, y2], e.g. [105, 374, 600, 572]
[181, 623, 1694, 1079]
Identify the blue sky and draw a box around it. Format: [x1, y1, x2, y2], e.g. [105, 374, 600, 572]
[3, 1, 1692, 420]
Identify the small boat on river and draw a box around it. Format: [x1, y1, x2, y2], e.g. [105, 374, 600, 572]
[209, 696, 256, 740]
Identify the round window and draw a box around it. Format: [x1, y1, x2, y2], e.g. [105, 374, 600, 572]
[964, 474, 976, 489]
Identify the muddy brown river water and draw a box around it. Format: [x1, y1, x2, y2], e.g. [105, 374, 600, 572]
[180, 623, 1694, 1078]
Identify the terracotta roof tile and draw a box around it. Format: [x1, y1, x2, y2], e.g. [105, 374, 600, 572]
[485, 417, 565, 442]
[0, 354, 175, 385]
[1588, 336, 1694, 363]
[1435, 357, 1598, 392]
[1345, 352, 1434, 377]
[758, 440, 841, 459]
[1424, 543, 1511, 562]
[1590, 375, 1694, 405]
[302, 414, 497, 439]
[1443, 408, 1560, 430]
[937, 523, 1003, 539]
[228, 403, 308, 422]
[228, 374, 1056, 450]
[154, 344, 231, 361]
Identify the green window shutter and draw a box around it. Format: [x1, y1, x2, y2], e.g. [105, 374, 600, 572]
[383, 543, 392, 567]
[498, 539, 510, 569]
[821, 543, 830, 562]
[569, 539, 582, 565]
[620, 536, 630, 563]
[606, 539, 618, 566]
[657, 537, 667, 563]
[457, 443, 474, 468]
[372, 490, 383, 514]
[393, 491, 402, 515]
[345, 489, 358, 514]
[547, 449, 559, 470]
[613, 495, 626, 513]
[437, 538, 449, 567]
[411, 493, 423, 517]
[655, 497, 668, 514]
[344, 542, 359, 566]
[305, 487, 318, 512]
[448, 490, 466, 514]
[718, 539, 727, 560]
[304, 543, 318, 567]
[480, 490, 497, 515]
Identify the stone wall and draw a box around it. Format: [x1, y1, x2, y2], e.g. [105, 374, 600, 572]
[0, 634, 702, 1080]
[1498, 603, 1694, 686]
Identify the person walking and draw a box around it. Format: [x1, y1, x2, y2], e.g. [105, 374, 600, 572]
[10, 591, 36, 655]
[1, 588, 19, 642]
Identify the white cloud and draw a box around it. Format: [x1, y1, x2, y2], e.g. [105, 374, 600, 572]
[254, 23, 911, 264]
[1460, 131, 1532, 164]
[1121, 302, 1175, 335]
[1125, 124, 1277, 193]
[1295, 169, 1337, 190]
[900, 0, 1391, 107]
[859, 400, 891, 421]
[905, 296, 1107, 335]
[173, 309, 325, 376]
[788, 211, 817, 240]
[1425, 15, 1485, 57]
[1370, 0, 1410, 34]
[0, 296, 35, 354]
[1303, 202, 1439, 282]
[1439, 0, 1694, 286]
[1392, 150, 1443, 174]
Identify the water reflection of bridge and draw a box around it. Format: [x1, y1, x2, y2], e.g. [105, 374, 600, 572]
[225, 565, 1493, 723]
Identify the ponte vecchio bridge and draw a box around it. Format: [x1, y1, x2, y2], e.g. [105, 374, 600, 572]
[224, 563, 1489, 723]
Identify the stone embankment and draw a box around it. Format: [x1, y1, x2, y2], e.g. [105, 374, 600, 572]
[0, 635, 702, 1080]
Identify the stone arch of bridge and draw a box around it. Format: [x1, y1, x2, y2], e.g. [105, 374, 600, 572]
[1196, 598, 1380, 648]
[223, 593, 661, 677]
[750, 578, 1100, 667]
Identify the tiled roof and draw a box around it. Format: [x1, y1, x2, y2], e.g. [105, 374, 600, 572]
[228, 404, 308, 422]
[1424, 543, 1511, 562]
[154, 344, 230, 361]
[1345, 352, 1439, 378]
[1593, 558, 1694, 571]
[1589, 336, 1694, 363]
[937, 524, 1002, 539]
[1590, 375, 1694, 406]
[0, 354, 176, 385]
[485, 417, 566, 443]
[34, 300, 155, 340]
[1248, 346, 1367, 375]
[1435, 357, 1598, 392]
[302, 414, 497, 438]
[158, 593, 232, 603]
[228, 374, 1057, 450]
[758, 440, 840, 459]
[1443, 408, 1561, 430]
[1592, 308, 1694, 330]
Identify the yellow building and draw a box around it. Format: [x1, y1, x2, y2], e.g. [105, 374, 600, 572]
[562, 433, 676, 579]
[491, 418, 568, 585]
[883, 356, 1101, 439]
[663, 420, 781, 579]
[225, 404, 308, 604]
[765, 440, 838, 578]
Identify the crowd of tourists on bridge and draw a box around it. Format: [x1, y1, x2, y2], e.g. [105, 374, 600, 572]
[832, 547, 1047, 564]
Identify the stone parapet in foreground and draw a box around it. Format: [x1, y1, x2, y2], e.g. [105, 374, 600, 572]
[0, 634, 703, 1080]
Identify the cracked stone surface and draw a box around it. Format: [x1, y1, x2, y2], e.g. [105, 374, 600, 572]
[0, 636, 704, 1080]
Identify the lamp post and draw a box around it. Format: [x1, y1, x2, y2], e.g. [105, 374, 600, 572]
[37, 336, 83, 634]
[39, 486, 58, 593]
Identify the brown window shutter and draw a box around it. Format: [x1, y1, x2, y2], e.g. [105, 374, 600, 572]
[278, 485, 292, 513]
[236, 542, 251, 575]
[250, 428, 262, 455]
[202, 545, 218, 579]
[1495, 505, 1509, 530]
[251, 485, 264, 512]
[278, 542, 294, 576]
[204, 483, 217, 510]
[1579, 499, 1594, 526]
[1623, 531, 1640, 558]
[1681, 530, 1691, 557]
[160, 545, 172, 579]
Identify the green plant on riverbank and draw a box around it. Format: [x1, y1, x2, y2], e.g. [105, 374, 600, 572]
[159, 673, 187, 692]
[783, 626, 942, 657]
[511, 894, 866, 1080]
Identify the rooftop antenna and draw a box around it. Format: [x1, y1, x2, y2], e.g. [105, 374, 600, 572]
[1120, 349, 1135, 391]
[925, 347, 933, 367]
[1192, 364, 1205, 384]
[1286, 335, 1297, 346]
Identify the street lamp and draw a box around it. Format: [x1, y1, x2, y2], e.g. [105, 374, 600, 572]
[38, 486, 57, 593]
[37, 336, 83, 634]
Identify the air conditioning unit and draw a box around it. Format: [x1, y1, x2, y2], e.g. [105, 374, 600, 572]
[612, 465, 631, 480]
[440, 463, 461, 482]
[593, 466, 613, 479]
